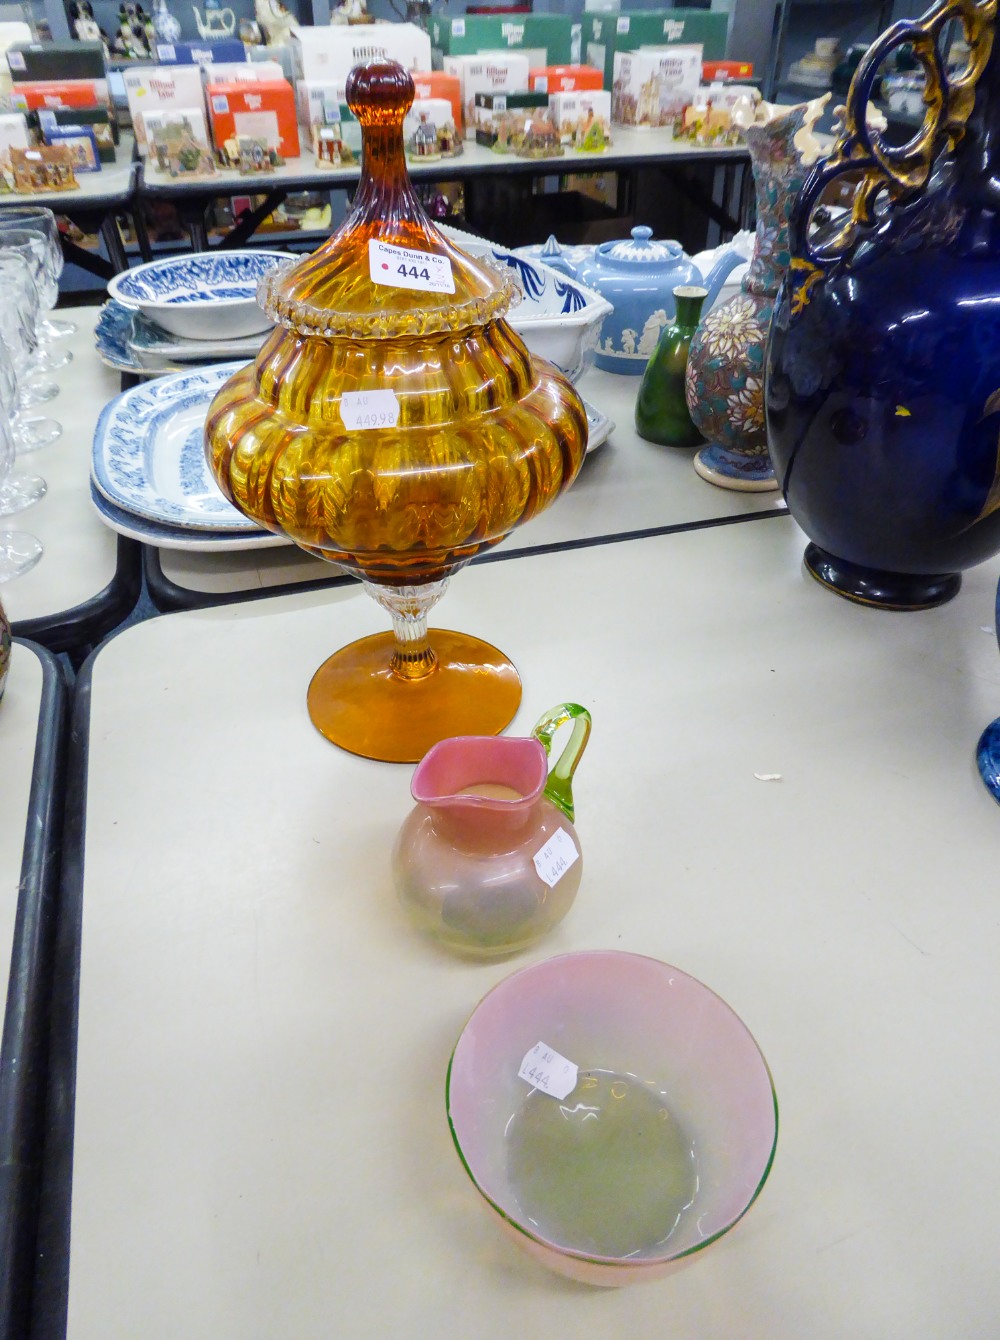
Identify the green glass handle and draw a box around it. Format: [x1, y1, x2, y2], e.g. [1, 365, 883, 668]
[531, 703, 592, 823]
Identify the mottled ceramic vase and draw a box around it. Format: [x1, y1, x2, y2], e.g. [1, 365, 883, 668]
[767, 0, 1000, 609]
[686, 95, 827, 491]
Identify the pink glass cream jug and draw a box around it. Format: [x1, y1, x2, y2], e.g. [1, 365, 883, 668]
[393, 704, 591, 956]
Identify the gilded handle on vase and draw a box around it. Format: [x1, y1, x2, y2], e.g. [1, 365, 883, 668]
[787, 0, 995, 310]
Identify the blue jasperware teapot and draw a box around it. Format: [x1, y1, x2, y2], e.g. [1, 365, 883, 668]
[574, 226, 743, 374]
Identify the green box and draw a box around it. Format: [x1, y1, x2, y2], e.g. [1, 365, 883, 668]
[430, 14, 577, 68]
[583, 9, 728, 87]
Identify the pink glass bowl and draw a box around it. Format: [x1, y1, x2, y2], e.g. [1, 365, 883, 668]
[446, 950, 778, 1286]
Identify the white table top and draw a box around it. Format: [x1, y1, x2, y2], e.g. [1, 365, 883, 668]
[68, 517, 1000, 1339]
[1, 307, 123, 628]
[141, 125, 747, 196]
[0, 135, 136, 210]
[0, 639, 43, 1036]
[156, 367, 784, 599]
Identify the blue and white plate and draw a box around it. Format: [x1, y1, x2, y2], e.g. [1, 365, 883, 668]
[92, 362, 265, 532]
[90, 482, 286, 552]
[95, 300, 268, 376]
[107, 249, 292, 340]
[95, 299, 146, 375]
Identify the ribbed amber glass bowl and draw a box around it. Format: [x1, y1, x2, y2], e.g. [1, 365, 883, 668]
[204, 60, 587, 762]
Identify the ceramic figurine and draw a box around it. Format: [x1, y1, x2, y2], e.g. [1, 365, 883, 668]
[767, 0, 1000, 608]
[0, 593, 9, 705]
[393, 704, 591, 956]
[635, 285, 707, 448]
[575, 226, 742, 374]
[331, 0, 370, 23]
[238, 16, 261, 44]
[151, 0, 181, 42]
[254, 0, 298, 46]
[684, 93, 827, 492]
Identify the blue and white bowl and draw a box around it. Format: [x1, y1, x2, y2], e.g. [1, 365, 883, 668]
[441, 225, 613, 384]
[107, 250, 293, 341]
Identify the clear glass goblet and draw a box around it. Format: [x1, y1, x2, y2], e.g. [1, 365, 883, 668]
[0, 413, 43, 580]
[0, 229, 72, 373]
[0, 207, 76, 339]
[0, 254, 62, 432]
[0, 332, 60, 453]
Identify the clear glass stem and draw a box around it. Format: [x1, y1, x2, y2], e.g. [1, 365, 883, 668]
[364, 578, 449, 682]
[43, 316, 76, 340]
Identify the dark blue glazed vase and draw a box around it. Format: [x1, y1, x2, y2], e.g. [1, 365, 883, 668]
[766, 0, 1000, 609]
[976, 574, 1000, 803]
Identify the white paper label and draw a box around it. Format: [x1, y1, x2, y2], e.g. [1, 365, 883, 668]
[519, 1042, 579, 1100]
[211, 94, 229, 114]
[532, 827, 579, 889]
[453, 17, 465, 35]
[368, 239, 455, 294]
[616, 15, 630, 34]
[7, 51, 25, 71]
[157, 43, 176, 61]
[339, 389, 400, 431]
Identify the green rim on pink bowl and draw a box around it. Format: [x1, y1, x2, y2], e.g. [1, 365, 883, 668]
[446, 949, 778, 1287]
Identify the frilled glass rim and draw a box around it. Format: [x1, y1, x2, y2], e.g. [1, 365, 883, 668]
[257, 257, 522, 340]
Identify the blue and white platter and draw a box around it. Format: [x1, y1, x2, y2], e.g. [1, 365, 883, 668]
[92, 362, 265, 532]
[95, 299, 268, 376]
[89, 482, 286, 552]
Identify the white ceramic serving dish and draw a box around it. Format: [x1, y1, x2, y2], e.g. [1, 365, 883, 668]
[441, 225, 613, 384]
[107, 250, 293, 340]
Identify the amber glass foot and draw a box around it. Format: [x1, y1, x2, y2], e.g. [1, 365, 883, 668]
[804, 543, 961, 610]
[307, 580, 522, 762]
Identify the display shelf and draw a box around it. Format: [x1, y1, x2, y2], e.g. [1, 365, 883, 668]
[0, 639, 69, 1340]
[33, 517, 1000, 1340]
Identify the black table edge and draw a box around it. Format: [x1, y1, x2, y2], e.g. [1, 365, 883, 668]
[0, 641, 72, 1340]
[12, 536, 143, 665]
[144, 505, 790, 614]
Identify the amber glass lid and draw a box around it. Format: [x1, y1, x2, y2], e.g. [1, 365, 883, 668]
[259, 60, 519, 339]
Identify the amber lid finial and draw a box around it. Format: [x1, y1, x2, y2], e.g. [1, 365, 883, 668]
[258, 59, 518, 340]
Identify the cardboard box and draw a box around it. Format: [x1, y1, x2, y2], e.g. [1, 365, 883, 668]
[584, 9, 726, 87]
[549, 89, 612, 149]
[474, 89, 547, 150]
[290, 24, 431, 85]
[529, 64, 603, 94]
[6, 39, 106, 83]
[611, 47, 702, 130]
[412, 70, 462, 136]
[43, 123, 101, 172]
[155, 40, 247, 66]
[205, 78, 300, 159]
[8, 79, 109, 112]
[405, 97, 461, 159]
[443, 53, 530, 139]
[702, 59, 754, 83]
[201, 60, 284, 84]
[140, 105, 211, 152]
[123, 65, 206, 154]
[0, 110, 29, 163]
[33, 104, 117, 159]
[296, 78, 347, 128]
[430, 14, 577, 68]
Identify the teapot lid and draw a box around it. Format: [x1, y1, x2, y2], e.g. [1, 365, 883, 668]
[259, 61, 519, 340]
[596, 226, 685, 267]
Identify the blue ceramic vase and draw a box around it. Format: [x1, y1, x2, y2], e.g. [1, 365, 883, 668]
[766, 0, 1000, 609]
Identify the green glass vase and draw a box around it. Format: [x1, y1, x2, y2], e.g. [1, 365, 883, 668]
[635, 285, 707, 448]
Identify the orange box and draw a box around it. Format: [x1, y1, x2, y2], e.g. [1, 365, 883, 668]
[528, 64, 603, 94]
[9, 79, 108, 112]
[702, 60, 754, 82]
[412, 70, 463, 135]
[204, 79, 300, 159]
